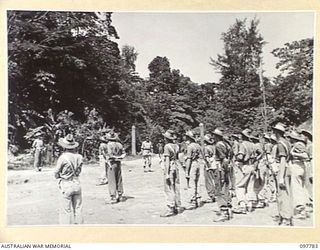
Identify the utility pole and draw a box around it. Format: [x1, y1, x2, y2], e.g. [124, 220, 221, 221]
[131, 125, 136, 155]
[259, 60, 268, 133]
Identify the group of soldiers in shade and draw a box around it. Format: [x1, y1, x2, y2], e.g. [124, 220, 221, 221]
[36, 122, 312, 225]
[157, 123, 313, 225]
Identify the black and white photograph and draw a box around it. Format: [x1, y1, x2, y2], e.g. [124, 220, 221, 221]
[6, 11, 314, 227]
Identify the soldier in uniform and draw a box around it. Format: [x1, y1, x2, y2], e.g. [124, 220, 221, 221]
[157, 139, 164, 157]
[229, 134, 241, 197]
[212, 128, 233, 222]
[178, 135, 189, 186]
[54, 134, 83, 224]
[250, 133, 267, 209]
[160, 130, 183, 217]
[288, 131, 310, 219]
[300, 129, 313, 210]
[272, 123, 293, 226]
[32, 132, 45, 172]
[184, 130, 202, 210]
[105, 132, 126, 204]
[203, 134, 216, 203]
[96, 132, 110, 186]
[141, 136, 153, 172]
[233, 128, 255, 214]
[263, 134, 277, 203]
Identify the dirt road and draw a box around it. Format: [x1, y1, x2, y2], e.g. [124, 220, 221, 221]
[7, 156, 313, 226]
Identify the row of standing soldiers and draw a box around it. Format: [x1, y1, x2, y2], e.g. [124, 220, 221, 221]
[159, 123, 313, 225]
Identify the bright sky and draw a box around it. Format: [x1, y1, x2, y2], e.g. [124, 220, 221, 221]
[112, 12, 314, 84]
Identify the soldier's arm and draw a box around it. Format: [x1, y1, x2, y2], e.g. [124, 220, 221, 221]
[119, 145, 127, 159]
[278, 156, 286, 185]
[291, 143, 309, 160]
[75, 155, 83, 176]
[185, 146, 193, 177]
[54, 156, 63, 179]
[105, 144, 112, 161]
[163, 145, 171, 177]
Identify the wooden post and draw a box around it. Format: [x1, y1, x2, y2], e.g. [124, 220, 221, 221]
[199, 123, 204, 149]
[131, 125, 136, 155]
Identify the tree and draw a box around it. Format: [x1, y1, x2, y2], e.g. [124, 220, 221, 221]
[270, 38, 313, 125]
[121, 45, 138, 72]
[7, 11, 122, 147]
[210, 18, 267, 132]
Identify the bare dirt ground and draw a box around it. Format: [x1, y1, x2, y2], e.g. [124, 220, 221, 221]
[7, 156, 313, 226]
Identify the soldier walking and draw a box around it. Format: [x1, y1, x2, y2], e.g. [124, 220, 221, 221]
[160, 130, 183, 217]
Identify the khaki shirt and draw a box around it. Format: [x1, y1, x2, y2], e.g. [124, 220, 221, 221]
[204, 145, 215, 158]
[106, 141, 125, 161]
[275, 138, 291, 162]
[163, 143, 179, 161]
[215, 141, 228, 161]
[232, 141, 240, 158]
[99, 142, 108, 156]
[264, 142, 273, 154]
[238, 140, 254, 163]
[186, 142, 202, 161]
[54, 152, 83, 180]
[32, 139, 44, 151]
[290, 141, 307, 162]
[141, 141, 153, 156]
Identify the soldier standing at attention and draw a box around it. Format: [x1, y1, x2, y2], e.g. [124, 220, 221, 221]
[203, 134, 216, 203]
[233, 128, 254, 214]
[230, 134, 241, 196]
[32, 132, 45, 172]
[300, 129, 313, 211]
[157, 139, 164, 158]
[263, 134, 277, 203]
[250, 133, 267, 209]
[96, 132, 110, 186]
[184, 130, 202, 210]
[105, 132, 126, 204]
[272, 123, 293, 226]
[160, 130, 183, 217]
[287, 131, 310, 220]
[54, 134, 83, 224]
[141, 136, 153, 172]
[212, 128, 233, 222]
[178, 135, 189, 184]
